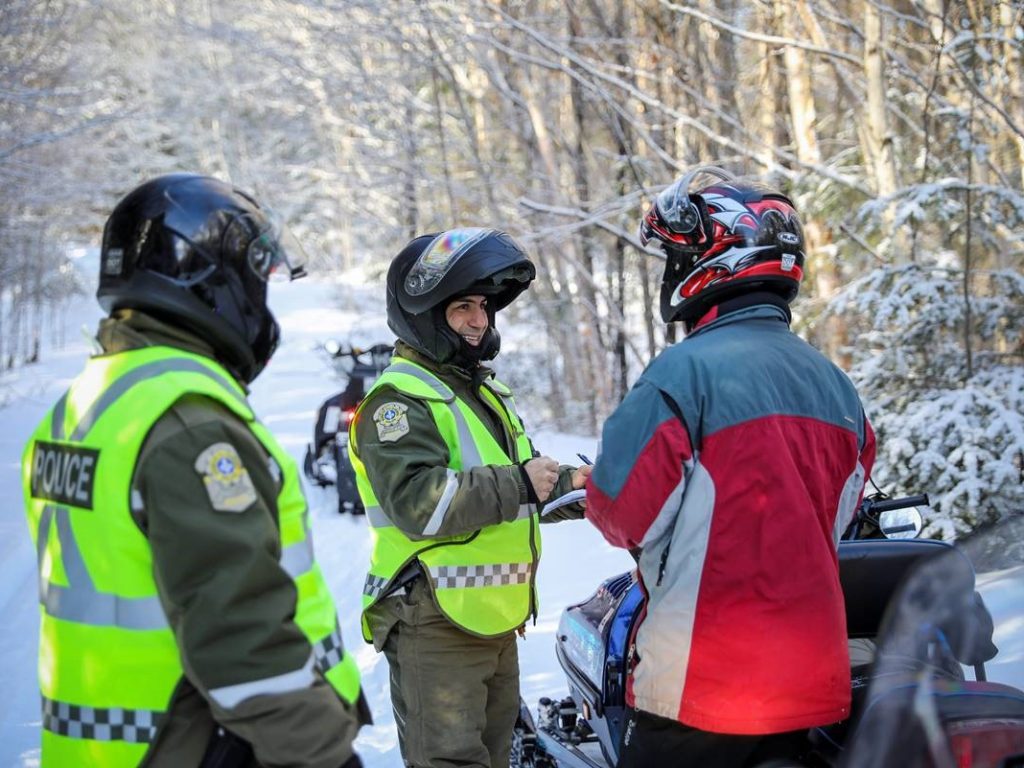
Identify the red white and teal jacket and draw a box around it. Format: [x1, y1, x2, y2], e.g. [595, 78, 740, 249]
[586, 302, 876, 735]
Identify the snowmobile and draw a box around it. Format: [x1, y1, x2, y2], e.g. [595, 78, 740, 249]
[512, 494, 1024, 767]
[302, 342, 393, 514]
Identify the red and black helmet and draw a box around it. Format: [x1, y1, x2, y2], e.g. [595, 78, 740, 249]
[639, 166, 805, 325]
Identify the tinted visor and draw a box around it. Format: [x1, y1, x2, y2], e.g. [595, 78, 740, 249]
[157, 178, 307, 284]
[404, 228, 493, 297]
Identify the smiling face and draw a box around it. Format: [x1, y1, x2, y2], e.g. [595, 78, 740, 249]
[445, 294, 488, 347]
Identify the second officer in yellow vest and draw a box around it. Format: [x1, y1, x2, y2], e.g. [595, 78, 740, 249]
[349, 229, 590, 768]
[23, 175, 368, 767]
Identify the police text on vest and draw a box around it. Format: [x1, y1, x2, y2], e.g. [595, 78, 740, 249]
[31, 442, 99, 509]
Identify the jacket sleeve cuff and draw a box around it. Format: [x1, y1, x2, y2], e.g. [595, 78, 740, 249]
[516, 462, 539, 504]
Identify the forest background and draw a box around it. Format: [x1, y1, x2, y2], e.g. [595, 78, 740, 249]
[2, 0, 1022, 539]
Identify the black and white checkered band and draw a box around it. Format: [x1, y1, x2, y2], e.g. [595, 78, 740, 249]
[428, 562, 532, 589]
[363, 574, 389, 600]
[41, 696, 163, 744]
[313, 625, 346, 675]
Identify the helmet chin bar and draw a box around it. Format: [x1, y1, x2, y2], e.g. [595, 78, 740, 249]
[432, 324, 500, 367]
[464, 327, 500, 363]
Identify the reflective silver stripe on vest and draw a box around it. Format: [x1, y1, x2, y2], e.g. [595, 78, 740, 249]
[514, 503, 533, 521]
[384, 362, 483, 469]
[42, 695, 162, 744]
[446, 400, 483, 469]
[209, 653, 316, 710]
[365, 505, 390, 529]
[364, 574, 388, 599]
[386, 362, 454, 401]
[421, 469, 458, 536]
[60, 357, 248, 442]
[485, 382, 522, 424]
[50, 390, 68, 441]
[427, 562, 532, 589]
[35, 356, 249, 631]
[312, 623, 347, 675]
[280, 536, 315, 579]
[36, 504, 167, 630]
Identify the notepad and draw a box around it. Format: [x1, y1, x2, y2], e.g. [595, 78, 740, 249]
[541, 488, 587, 517]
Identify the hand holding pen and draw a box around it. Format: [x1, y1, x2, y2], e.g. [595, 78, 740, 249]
[572, 453, 593, 490]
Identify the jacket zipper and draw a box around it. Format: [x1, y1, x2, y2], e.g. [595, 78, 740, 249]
[481, 386, 538, 622]
[656, 544, 670, 586]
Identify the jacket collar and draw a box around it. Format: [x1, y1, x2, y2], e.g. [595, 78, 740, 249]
[96, 309, 247, 389]
[393, 340, 495, 388]
[686, 302, 791, 340]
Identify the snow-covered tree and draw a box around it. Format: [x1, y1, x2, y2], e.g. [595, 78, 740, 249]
[826, 264, 1023, 538]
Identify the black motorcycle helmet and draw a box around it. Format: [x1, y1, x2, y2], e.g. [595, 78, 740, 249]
[639, 166, 805, 326]
[386, 228, 536, 365]
[97, 174, 307, 383]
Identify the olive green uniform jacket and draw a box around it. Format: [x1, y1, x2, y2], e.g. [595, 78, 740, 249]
[354, 341, 583, 649]
[99, 311, 364, 768]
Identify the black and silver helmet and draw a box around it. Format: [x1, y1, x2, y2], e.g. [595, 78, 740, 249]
[386, 228, 535, 364]
[97, 174, 306, 383]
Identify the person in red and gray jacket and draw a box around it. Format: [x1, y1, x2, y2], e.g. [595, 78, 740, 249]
[585, 167, 876, 768]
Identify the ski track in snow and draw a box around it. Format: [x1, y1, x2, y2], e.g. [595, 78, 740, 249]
[0, 273, 632, 767]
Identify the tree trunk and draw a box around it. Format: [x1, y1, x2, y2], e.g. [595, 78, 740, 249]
[781, 1, 846, 363]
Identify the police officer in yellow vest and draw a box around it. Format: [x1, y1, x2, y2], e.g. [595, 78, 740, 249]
[22, 174, 368, 768]
[349, 229, 591, 768]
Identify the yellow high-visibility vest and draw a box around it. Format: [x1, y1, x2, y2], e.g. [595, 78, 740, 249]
[350, 356, 539, 639]
[22, 346, 361, 767]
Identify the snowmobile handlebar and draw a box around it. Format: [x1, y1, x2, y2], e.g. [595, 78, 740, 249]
[846, 492, 930, 540]
[322, 341, 394, 379]
[862, 493, 929, 515]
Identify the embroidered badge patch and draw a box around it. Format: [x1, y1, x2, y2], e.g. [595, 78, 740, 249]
[194, 442, 258, 513]
[374, 402, 410, 443]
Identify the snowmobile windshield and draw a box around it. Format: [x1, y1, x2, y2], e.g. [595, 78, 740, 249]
[842, 515, 1024, 768]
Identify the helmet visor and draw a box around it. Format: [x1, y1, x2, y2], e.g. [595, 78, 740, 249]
[404, 228, 493, 297]
[237, 210, 308, 282]
[158, 207, 307, 286]
[655, 181, 703, 235]
[654, 165, 736, 235]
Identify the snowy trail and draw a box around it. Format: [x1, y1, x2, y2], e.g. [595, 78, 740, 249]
[0, 274, 631, 767]
[4, 273, 1022, 768]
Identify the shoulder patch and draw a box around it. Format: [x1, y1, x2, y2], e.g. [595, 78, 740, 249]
[194, 442, 258, 513]
[373, 402, 410, 443]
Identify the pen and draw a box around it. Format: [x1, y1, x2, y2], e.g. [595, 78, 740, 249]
[577, 453, 593, 465]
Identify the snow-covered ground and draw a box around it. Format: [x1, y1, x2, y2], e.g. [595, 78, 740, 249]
[0, 268, 631, 767]
[3, 262, 1021, 767]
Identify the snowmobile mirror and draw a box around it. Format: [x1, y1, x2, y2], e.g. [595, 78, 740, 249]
[878, 507, 924, 540]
